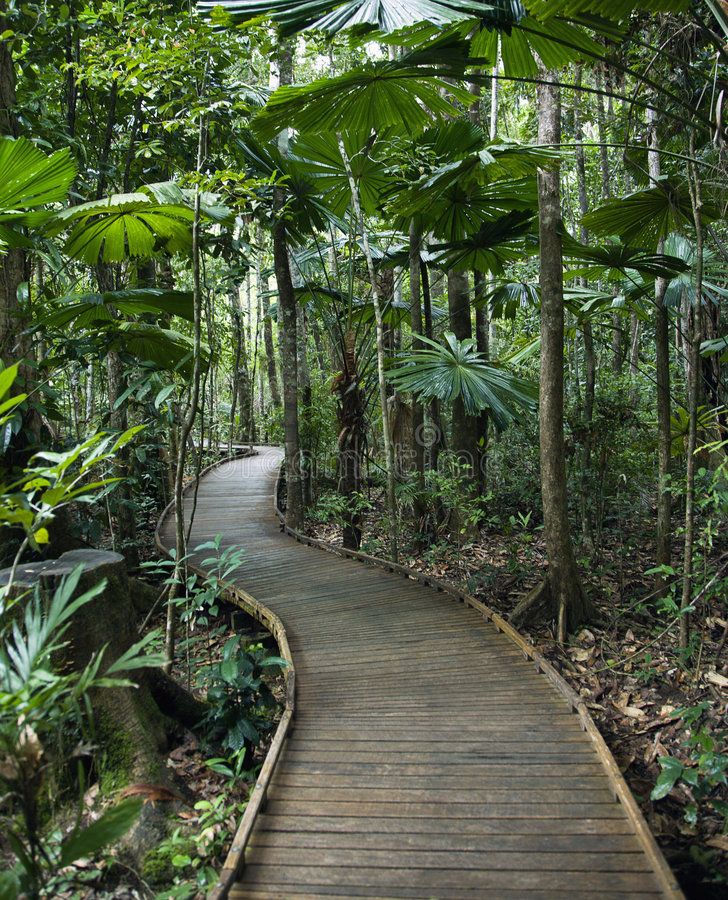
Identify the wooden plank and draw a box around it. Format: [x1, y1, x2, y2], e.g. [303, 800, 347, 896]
[243, 845, 651, 872]
[238, 864, 661, 893]
[249, 830, 643, 853]
[253, 813, 637, 836]
[262, 799, 628, 819]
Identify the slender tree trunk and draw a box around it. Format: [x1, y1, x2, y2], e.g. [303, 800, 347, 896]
[0, 4, 27, 379]
[274, 42, 304, 530]
[680, 137, 705, 650]
[535, 72, 592, 638]
[448, 270, 480, 539]
[273, 207, 304, 529]
[574, 66, 595, 548]
[335, 331, 365, 550]
[489, 36, 500, 140]
[258, 240, 281, 410]
[338, 133, 398, 561]
[647, 107, 673, 585]
[409, 221, 426, 523]
[473, 269, 489, 490]
[165, 115, 206, 671]
[297, 303, 313, 508]
[422, 260, 445, 471]
[629, 313, 641, 376]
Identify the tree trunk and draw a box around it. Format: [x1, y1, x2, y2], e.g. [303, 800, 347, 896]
[274, 42, 304, 531]
[334, 331, 365, 550]
[448, 270, 480, 539]
[338, 134, 399, 561]
[680, 137, 704, 650]
[258, 236, 281, 410]
[297, 302, 313, 508]
[574, 66, 595, 549]
[0, 2, 28, 401]
[409, 221, 426, 523]
[532, 71, 592, 638]
[473, 269, 489, 490]
[422, 260, 445, 471]
[166, 119, 205, 670]
[273, 209, 304, 530]
[647, 107, 673, 586]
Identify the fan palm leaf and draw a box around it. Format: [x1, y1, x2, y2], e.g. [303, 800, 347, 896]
[388, 332, 537, 429]
[582, 180, 717, 251]
[47, 193, 194, 264]
[200, 0, 524, 35]
[253, 40, 476, 141]
[429, 210, 534, 273]
[37, 289, 195, 330]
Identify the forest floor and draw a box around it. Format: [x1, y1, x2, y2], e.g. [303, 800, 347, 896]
[306, 504, 728, 899]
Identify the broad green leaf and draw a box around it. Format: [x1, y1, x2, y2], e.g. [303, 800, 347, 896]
[254, 40, 477, 141]
[59, 798, 142, 866]
[0, 364, 19, 401]
[650, 756, 684, 801]
[389, 332, 537, 429]
[38, 288, 195, 330]
[0, 136, 76, 213]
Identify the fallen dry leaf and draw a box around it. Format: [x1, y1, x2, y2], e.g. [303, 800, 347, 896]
[707, 836, 728, 852]
[614, 702, 647, 719]
[704, 671, 728, 689]
[119, 783, 183, 804]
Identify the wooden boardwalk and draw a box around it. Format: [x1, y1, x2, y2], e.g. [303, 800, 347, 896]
[158, 448, 682, 899]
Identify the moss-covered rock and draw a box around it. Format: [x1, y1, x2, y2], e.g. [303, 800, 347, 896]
[142, 837, 196, 886]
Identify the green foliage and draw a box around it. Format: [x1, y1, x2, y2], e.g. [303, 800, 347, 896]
[0, 425, 143, 556]
[198, 637, 287, 765]
[0, 567, 161, 897]
[254, 41, 476, 141]
[143, 795, 242, 897]
[0, 137, 76, 253]
[48, 192, 195, 265]
[311, 489, 374, 526]
[389, 332, 537, 428]
[651, 703, 728, 830]
[38, 288, 195, 329]
[582, 181, 715, 251]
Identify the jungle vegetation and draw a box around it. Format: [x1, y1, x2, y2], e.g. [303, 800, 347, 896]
[0, 0, 726, 896]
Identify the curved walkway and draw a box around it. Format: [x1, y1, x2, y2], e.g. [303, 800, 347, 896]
[158, 448, 681, 899]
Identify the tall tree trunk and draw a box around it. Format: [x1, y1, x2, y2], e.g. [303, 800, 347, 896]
[166, 115, 206, 671]
[338, 134, 399, 561]
[297, 303, 313, 508]
[97, 261, 139, 572]
[0, 3, 28, 396]
[647, 107, 673, 585]
[422, 260, 444, 471]
[334, 331, 365, 550]
[534, 71, 592, 638]
[574, 66, 595, 548]
[258, 240, 281, 410]
[448, 270, 480, 539]
[473, 269, 489, 490]
[273, 207, 304, 529]
[409, 221, 426, 523]
[274, 42, 304, 530]
[680, 137, 705, 650]
[229, 284, 251, 449]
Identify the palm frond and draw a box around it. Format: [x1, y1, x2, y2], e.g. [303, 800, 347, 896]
[388, 332, 537, 429]
[253, 40, 477, 141]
